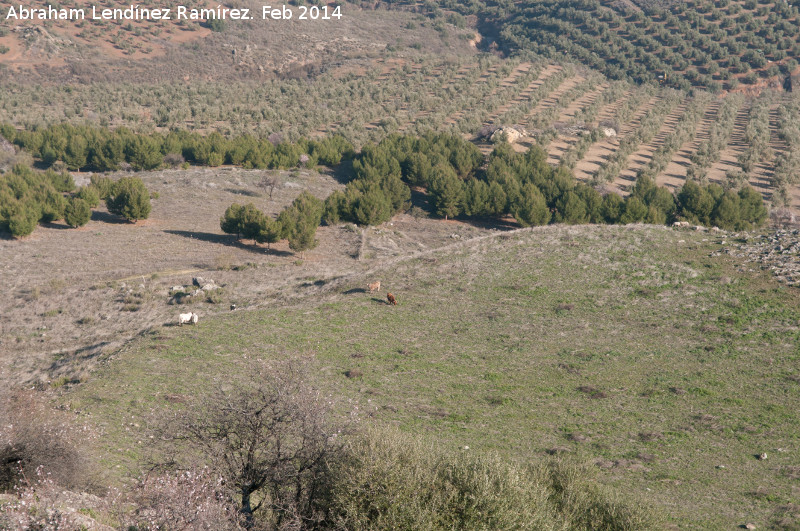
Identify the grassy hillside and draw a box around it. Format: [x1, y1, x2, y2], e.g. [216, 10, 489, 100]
[69, 224, 800, 528]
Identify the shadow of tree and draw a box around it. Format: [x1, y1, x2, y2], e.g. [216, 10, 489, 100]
[91, 210, 129, 224]
[223, 188, 262, 198]
[164, 229, 293, 256]
[343, 287, 367, 295]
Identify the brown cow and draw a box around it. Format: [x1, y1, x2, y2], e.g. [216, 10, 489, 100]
[387, 292, 397, 306]
[368, 281, 381, 293]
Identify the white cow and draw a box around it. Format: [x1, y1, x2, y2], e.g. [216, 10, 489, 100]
[179, 312, 198, 325]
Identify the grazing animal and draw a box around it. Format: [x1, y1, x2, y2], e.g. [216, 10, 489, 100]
[368, 281, 381, 293]
[179, 312, 199, 325]
[387, 293, 397, 306]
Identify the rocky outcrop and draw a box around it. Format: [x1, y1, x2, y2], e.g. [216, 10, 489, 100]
[711, 229, 800, 287]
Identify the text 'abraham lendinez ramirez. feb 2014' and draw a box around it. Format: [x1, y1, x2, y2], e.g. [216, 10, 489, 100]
[5, 4, 343, 20]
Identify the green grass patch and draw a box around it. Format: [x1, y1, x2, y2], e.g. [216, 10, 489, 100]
[69, 225, 800, 528]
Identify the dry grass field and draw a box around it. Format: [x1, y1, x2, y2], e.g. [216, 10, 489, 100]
[0, 165, 485, 388]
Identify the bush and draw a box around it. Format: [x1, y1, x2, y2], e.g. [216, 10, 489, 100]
[64, 197, 91, 228]
[106, 176, 152, 222]
[7, 208, 37, 238]
[323, 426, 659, 530]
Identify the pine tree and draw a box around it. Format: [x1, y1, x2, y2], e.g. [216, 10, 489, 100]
[463, 179, 490, 217]
[554, 191, 588, 224]
[620, 196, 648, 224]
[428, 165, 464, 220]
[513, 183, 551, 227]
[220, 203, 245, 239]
[106, 176, 151, 222]
[64, 197, 91, 228]
[601, 193, 624, 224]
[711, 190, 741, 230]
[486, 181, 508, 216]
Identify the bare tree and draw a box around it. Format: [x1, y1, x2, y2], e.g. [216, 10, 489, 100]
[258, 175, 280, 200]
[160, 361, 354, 529]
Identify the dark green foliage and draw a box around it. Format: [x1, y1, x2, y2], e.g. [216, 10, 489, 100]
[0, 164, 74, 237]
[239, 204, 271, 242]
[106, 176, 151, 222]
[463, 179, 491, 217]
[126, 135, 164, 171]
[601, 193, 624, 224]
[7, 208, 37, 238]
[6, 123, 353, 172]
[322, 190, 348, 226]
[711, 190, 741, 230]
[486, 181, 508, 217]
[38, 189, 67, 223]
[620, 196, 648, 224]
[428, 164, 464, 219]
[554, 191, 588, 225]
[677, 181, 715, 225]
[258, 219, 283, 249]
[348, 187, 395, 226]
[221, 203, 259, 240]
[675, 181, 766, 229]
[64, 197, 91, 228]
[574, 184, 603, 224]
[513, 183, 550, 227]
[278, 192, 324, 255]
[220, 203, 245, 239]
[309, 135, 354, 166]
[405, 153, 432, 187]
[220, 202, 284, 248]
[737, 185, 768, 228]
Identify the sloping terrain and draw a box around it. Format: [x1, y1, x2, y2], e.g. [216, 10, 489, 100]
[67, 221, 800, 529]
